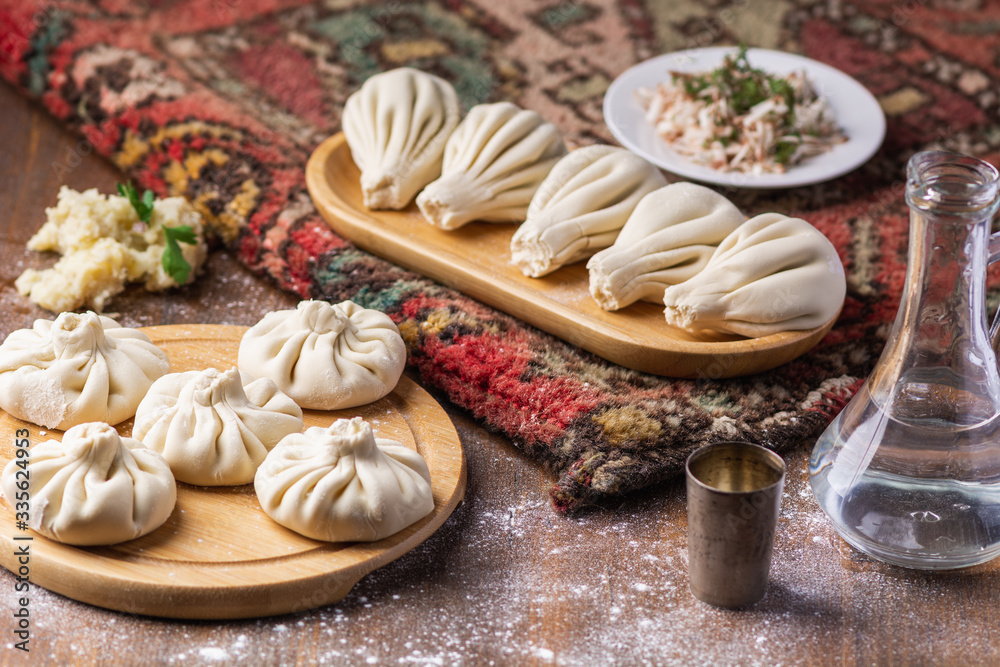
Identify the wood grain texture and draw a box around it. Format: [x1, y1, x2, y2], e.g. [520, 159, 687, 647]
[0, 325, 466, 619]
[305, 133, 837, 378]
[4, 83, 1000, 667]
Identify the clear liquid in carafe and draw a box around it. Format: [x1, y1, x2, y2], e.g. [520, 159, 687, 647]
[810, 374, 1000, 569]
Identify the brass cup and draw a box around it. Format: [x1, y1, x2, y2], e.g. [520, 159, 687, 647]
[685, 442, 786, 608]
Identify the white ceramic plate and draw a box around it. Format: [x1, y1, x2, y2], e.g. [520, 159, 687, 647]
[603, 47, 886, 188]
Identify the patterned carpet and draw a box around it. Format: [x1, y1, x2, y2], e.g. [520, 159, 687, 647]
[2, 0, 999, 512]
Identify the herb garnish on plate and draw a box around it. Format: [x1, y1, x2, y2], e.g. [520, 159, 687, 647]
[118, 182, 197, 284]
[637, 46, 846, 174]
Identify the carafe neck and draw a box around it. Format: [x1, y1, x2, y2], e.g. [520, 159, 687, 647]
[869, 152, 1000, 419]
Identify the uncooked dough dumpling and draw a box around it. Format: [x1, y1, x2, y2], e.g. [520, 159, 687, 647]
[662, 212, 846, 337]
[0, 311, 170, 429]
[586, 182, 746, 310]
[255, 417, 434, 542]
[343, 67, 461, 209]
[133, 367, 304, 486]
[416, 101, 567, 230]
[511, 145, 667, 277]
[1, 422, 176, 546]
[237, 300, 406, 410]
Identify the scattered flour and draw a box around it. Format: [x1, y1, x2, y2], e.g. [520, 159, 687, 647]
[198, 647, 230, 661]
[1, 285, 996, 665]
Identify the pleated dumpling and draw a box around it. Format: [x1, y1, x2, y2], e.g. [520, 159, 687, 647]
[0, 311, 169, 429]
[511, 145, 667, 277]
[343, 67, 461, 210]
[133, 367, 304, 486]
[254, 417, 434, 542]
[1, 422, 176, 546]
[662, 213, 846, 337]
[237, 300, 406, 410]
[416, 102, 567, 230]
[587, 183, 745, 310]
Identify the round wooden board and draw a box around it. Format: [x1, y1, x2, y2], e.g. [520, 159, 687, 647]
[305, 132, 839, 379]
[0, 324, 466, 620]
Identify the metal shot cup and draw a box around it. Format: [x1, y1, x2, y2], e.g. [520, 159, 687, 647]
[685, 442, 786, 608]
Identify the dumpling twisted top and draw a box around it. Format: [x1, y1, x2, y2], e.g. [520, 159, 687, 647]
[343, 67, 461, 209]
[587, 182, 745, 310]
[416, 102, 567, 230]
[254, 417, 434, 542]
[237, 300, 406, 410]
[0, 311, 169, 429]
[662, 212, 846, 337]
[511, 145, 666, 277]
[133, 367, 304, 486]
[1, 422, 176, 545]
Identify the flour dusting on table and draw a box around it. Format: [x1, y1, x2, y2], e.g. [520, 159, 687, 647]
[4, 435, 997, 665]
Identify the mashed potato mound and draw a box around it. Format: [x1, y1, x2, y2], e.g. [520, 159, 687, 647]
[16, 186, 208, 312]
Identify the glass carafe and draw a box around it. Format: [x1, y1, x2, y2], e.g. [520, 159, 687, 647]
[809, 150, 1000, 570]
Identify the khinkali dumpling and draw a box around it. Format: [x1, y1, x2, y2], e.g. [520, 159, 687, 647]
[0, 311, 169, 429]
[416, 102, 567, 230]
[510, 146, 667, 277]
[1, 422, 176, 546]
[237, 300, 406, 410]
[662, 212, 846, 337]
[343, 67, 461, 209]
[587, 183, 745, 310]
[254, 417, 434, 542]
[133, 367, 304, 486]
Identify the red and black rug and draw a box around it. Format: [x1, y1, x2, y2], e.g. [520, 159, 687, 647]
[2, 0, 999, 511]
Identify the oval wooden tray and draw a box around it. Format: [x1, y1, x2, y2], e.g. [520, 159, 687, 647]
[305, 133, 837, 378]
[0, 324, 466, 620]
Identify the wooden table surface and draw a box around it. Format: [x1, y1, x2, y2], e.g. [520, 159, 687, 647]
[2, 81, 999, 667]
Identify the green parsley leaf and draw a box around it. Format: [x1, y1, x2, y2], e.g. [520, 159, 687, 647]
[162, 225, 197, 285]
[119, 183, 199, 285]
[773, 138, 800, 164]
[117, 181, 155, 223]
[142, 188, 154, 214]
